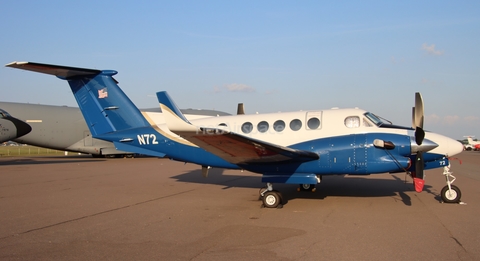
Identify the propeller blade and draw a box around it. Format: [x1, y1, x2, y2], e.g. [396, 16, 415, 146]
[237, 103, 245, 115]
[415, 152, 424, 179]
[414, 92, 424, 129]
[415, 127, 425, 146]
[411, 107, 415, 129]
[413, 92, 425, 145]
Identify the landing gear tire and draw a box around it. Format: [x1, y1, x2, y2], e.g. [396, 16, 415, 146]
[298, 184, 316, 192]
[262, 191, 282, 208]
[441, 185, 461, 203]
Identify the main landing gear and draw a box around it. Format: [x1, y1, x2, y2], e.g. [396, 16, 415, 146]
[259, 176, 322, 208]
[440, 164, 462, 203]
[297, 176, 321, 192]
[298, 184, 316, 192]
[259, 183, 283, 208]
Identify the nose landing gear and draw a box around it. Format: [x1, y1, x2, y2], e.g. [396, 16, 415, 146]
[440, 164, 462, 203]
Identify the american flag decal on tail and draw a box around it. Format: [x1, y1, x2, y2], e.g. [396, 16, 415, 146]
[98, 88, 108, 98]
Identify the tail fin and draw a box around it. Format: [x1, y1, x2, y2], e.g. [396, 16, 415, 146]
[467, 136, 475, 144]
[6, 62, 150, 136]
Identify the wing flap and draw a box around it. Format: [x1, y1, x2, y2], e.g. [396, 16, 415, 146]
[181, 128, 319, 164]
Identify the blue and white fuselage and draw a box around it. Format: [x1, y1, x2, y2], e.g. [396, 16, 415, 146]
[5, 62, 464, 207]
[134, 106, 461, 178]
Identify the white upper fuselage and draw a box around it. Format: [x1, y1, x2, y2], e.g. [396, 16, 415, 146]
[151, 107, 463, 158]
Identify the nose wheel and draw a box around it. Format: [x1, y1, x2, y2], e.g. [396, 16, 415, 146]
[441, 185, 461, 203]
[441, 164, 462, 203]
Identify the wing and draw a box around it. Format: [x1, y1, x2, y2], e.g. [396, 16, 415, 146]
[157, 91, 319, 165]
[185, 128, 318, 164]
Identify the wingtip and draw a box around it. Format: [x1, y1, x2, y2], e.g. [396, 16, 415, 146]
[5, 61, 28, 67]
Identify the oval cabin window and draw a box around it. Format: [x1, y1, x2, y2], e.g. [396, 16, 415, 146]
[345, 116, 360, 128]
[241, 122, 253, 133]
[257, 121, 269, 133]
[273, 120, 285, 132]
[307, 117, 320, 130]
[290, 119, 302, 131]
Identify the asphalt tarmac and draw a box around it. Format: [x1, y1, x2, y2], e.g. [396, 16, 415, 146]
[0, 151, 479, 261]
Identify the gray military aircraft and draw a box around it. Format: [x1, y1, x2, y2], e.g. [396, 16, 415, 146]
[0, 108, 32, 143]
[0, 101, 228, 157]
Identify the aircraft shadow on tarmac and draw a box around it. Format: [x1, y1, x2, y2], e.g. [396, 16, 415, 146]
[0, 156, 105, 166]
[170, 168, 438, 206]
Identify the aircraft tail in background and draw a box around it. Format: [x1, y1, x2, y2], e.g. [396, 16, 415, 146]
[5, 62, 150, 136]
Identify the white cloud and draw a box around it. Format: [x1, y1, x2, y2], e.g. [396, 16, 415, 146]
[427, 114, 441, 124]
[264, 89, 278, 95]
[443, 115, 459, 125]
[212, 86, 223, 93]
[422, 43, 444, 56]
[390, 56, 405, 64]
[210, 83, 255, 93]
[427, 114, 480, 127]
[225, 83, 255, 93]
[464, 116, 480, 124]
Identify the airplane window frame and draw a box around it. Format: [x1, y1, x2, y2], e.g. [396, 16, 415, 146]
[307, 117, 321, 130]
[290, 119, 302, 131]
[273, 120, 285, 132]
[257, 121, 269, 133]
[241, 122, 253, 134]
[363, 118, 373, 127]
[345, 116, 360, 128]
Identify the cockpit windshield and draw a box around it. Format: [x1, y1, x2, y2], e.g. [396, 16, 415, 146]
[364, 112, 385, 126]
[0, 109, 11, 118]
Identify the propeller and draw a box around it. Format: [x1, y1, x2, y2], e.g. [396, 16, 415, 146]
[412, 92, 425, 192]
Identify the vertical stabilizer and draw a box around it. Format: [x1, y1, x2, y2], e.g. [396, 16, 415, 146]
[6, 62, 150, 136]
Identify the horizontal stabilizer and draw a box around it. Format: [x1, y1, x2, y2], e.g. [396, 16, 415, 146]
[113, 142, 166, 158]
[6, 61, 102, 79]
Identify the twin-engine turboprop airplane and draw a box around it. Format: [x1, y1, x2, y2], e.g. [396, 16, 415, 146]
[0, 108, 31, 143]
[6, 61, 464, 208]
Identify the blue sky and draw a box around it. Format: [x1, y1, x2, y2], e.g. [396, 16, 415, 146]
[1, 1, 479, 139]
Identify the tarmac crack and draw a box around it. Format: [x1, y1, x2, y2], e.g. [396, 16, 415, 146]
[0, 189, 196, 240]
[415, 194, 470, 256]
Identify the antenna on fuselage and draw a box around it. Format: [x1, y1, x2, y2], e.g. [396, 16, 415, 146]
[237, 103, 245, 115]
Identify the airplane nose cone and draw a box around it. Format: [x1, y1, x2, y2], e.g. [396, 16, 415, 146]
[447, 138, 464, 157]
[9, 117, 32, 138]
[425, 132, 464, 157]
